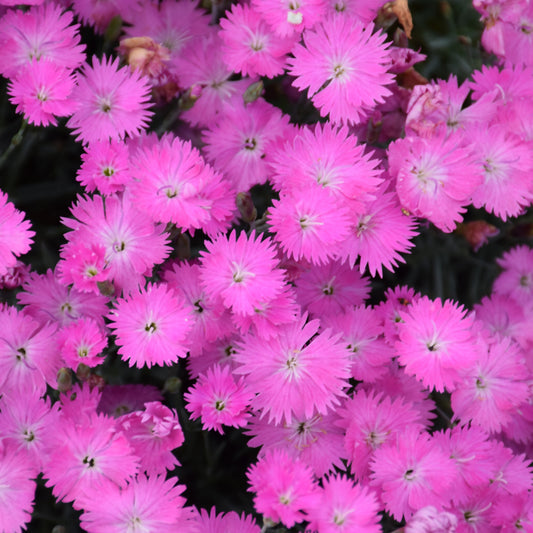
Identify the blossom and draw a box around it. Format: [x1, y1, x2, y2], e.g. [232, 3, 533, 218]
[199, 230, 286, 316]
[117, 401, 184, 476]
[76, 139, 131, 195]
[307, 474, 381, 533]
[58, 317, 107, 370]
[185, 364, 252, 434]
[389, 130, 483, 232]
[395, 296, 480, 392]
[67, 55, 153, 143]
[288, 16, 393, 125]
[0, 190, 34, 276]
[493, 245, 533, 306]
[247, 448, 319, 527]
[234, 313, 351, 424]
[219, 4, 297, 78]
[108, 283, 192, 368]
[98, 384, 162, 418]
[43, 413, 139, 506]
[370, 428, 456, 521]
[8, 59, 77, 127]
[193, 507, 260, 533]
[80, 475, 190, 532]
[0, 2, 85, 78]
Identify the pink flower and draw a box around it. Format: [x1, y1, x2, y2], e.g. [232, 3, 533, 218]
[202, 98, 291, 192]
[199, 230, 286, 316]
[67, 55, 153, 143]
[108, 283, 192, 368]
[58, 317, 107, 370]
[370, 428, 457, 521]
[0, 445, 36, 533]
[8, 59, 77, 127]
[117, 401, 184, 476]
[395, 296, 480, 392]
[0, 2, 85, 78]
[307, 474, 381, 533]
[219, 4, 297, 78]
[185, 364, 252, 434]
[247, 448, 319, 527]
[493, 245, 533, 306]
[0, 190, 34, 276]
[288, 17, 393, 125]
[246, 411, 347, 477]
[268, 184, 352, 265]
[98, 384, 162, 418]
[234, 313, 351, 424]
[130, 134, 233, 232]
[451, 336, 529, 433]
[194, 507, 260, 533]
[59, 193, 171, 295]
[405, 506, 458, 533]
[43, 412, 139, 506]
[80, 475, 190, 532]
[389, 130, 483, 232]
[76, 139, 131, 195]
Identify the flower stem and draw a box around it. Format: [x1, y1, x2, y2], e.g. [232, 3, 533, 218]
[0, 118, 28, 171]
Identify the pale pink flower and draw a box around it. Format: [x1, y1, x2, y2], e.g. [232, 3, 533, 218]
[288, 16, 393, 125]
[0, 190, 34, 276]
[67, 55, 153, 144]
[185, 364, 252, 434]
[405, 506, 458, 533]
[219, 3, 297, 78]
[234, 313, 351, 424]
[108, 283, 192, 368]
[247, 448, 320, 528]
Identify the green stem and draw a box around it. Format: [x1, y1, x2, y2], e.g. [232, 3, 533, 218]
[0, 118, 28, 171]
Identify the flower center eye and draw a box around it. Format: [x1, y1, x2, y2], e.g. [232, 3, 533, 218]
[404, 468, 416, 481]
[215, 400, 225, 411]
[333, 65, 345, 78]
[102, 166, 115, 177]
[113, 241, 126, 252]
[83, 456, 96, 468]
[98, 97, 112, 113]
[145, 322, 157, 333]
[244, 138, 257, 150]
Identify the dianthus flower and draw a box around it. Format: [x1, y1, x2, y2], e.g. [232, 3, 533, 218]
[0, 2, 85, 78]
[129, 134, 233, 233]
[199, 230, 286, 316]
[493, 245, 533, 306]
[234, 313, 351, 424]
[67, 55, 153, 144]
[43, 413, 139, 506]
[80, 475, 190, 532]
[370, 428, 456, 521]
[395, 296, 480, 392]
[219, 4, 297, 78]
[117, 401, 184, 476]
[288, 16, 393, 125]
[185, 364, 252, 434]
[8, 59, 77, 127]
[0, 190, 34, 276]
[388, 130, 483, 232]
[247, 448, 320, 528]
[108, 283, 192, 368]
[307, 474, 381, 533]
[58, 317, 107, 370]
[193, 507, 260, 533]
[76, 139, 131, 195]
[59, 193, 171, 295]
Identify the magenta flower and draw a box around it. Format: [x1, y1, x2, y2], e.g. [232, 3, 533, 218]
[108, 283, 192, 368]
[234, 313, 351, 424]
[185, 364, 252, 434]
[493, 245, 533, 306]
[67, 55, 153, 143]
[247, 448, 320, 527]
[395, 295, 480, 392]
[199, 230, 286, 316]
[194, 507, 260, 533]
[288, 16, 393, 125]
[0, 190, 34, 276]
[58, 317, 107, 370]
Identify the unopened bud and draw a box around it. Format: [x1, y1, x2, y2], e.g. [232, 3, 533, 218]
[163, 377, 182, 394]
[76, 363, 91, 381]
[56, 368, 72, 393]
[97, 280, 115, 297]
[243, 81, 264, 104]
[236, 192, 257, 223]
